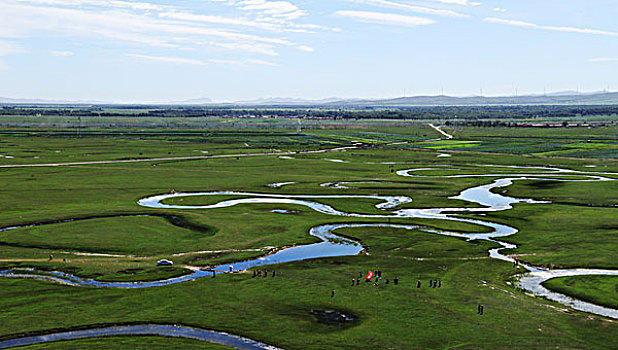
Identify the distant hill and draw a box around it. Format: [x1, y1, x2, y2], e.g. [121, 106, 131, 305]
[330, 92, 618, 107]
[231, 92, 618, 107]
[3, 91, 618, 107]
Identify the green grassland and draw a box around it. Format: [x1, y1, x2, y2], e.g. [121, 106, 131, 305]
[0, 126, 617, 349]
[542, 276, 618, 310]
[409, 126, 618, 159]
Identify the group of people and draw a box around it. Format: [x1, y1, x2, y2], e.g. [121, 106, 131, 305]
[348, 270, 400, 287]
[346, 272, 447, 292]
[252, 269, 276, 278]
[422, 279, 441, 288]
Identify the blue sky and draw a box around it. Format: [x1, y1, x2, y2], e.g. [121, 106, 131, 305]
[1, 0, 618, 102]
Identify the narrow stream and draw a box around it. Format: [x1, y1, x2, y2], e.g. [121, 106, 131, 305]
[0, 324, 281, 350]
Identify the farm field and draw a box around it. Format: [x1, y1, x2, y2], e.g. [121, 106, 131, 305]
[0, 125, 617, 349]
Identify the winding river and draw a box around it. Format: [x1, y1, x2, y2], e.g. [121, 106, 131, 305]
[0, 324, 281, 350]
[0, 164, 617, 347]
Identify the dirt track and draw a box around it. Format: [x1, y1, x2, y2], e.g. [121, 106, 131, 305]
[428, 123, 453, 139]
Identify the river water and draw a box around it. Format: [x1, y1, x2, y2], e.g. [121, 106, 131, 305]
[0, 164, 616, 347]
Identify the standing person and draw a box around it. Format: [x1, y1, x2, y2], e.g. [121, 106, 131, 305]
[257, 270, 262, 277]
[229, 265, 233, 272]
[394, 276, 399, 285]
[264, 270, 268, 277]
[351, 278, 355, 286]
[252, 270, 256, 277]
[417, 280, 421, 288]
[359, 271, 363, 279]
[438, 280, 441, 288]
[272, 270, 276, 278]
[331, 289, 335, 298]
[433, 280, 437, 288]
[356, 279, 360, 286]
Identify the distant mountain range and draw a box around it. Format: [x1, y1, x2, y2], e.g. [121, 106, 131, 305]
[232, 92, 618, 106]
[348, 92, 618, 107]
[3, 91, 618, 106]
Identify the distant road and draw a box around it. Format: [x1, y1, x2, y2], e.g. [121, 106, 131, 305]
[0, 146, 357, 169]
[428, 123, 453, 139]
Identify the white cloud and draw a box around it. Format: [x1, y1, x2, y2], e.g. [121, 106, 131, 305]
[484, 17, 618, 37]
[335, 10, 436, 27]
[14, 0, 172, 12]
[296, 45, 314, 52]
[51, 50, 74, 56]
[1, 0, 321, 60]
[432, 0, 481, 6]
[589, 57, 618, 62]
[158, 11, 278, 31]
[350, 0, 467, 18]
[126, 53, 207, 65]
[244, 58, 278, 66]
[126, 53, 276, 66]
[0, 2, 298, 49]
[493, 7, 506, 13]
[215, 42, 279, 56]
[236, 0, 307, 20]
[158, 10, 334, 34]
[109, 1, 169, 12]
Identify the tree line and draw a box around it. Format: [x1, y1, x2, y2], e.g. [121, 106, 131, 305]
[1, 104, 618, 120]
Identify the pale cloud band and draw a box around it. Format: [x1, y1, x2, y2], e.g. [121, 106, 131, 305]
[126, 53, 277, 66]
[484, 17, 618, 37]
[589, 57, 618, 63]
[432, 0, 481, 6]
[350, 0, 468, 18]
[51, 50, 74, 56]
[335, 10, 435, 27]
[0, 0, 318, 62]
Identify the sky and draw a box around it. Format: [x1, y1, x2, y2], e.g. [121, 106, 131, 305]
[1, 0, 618, 103]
